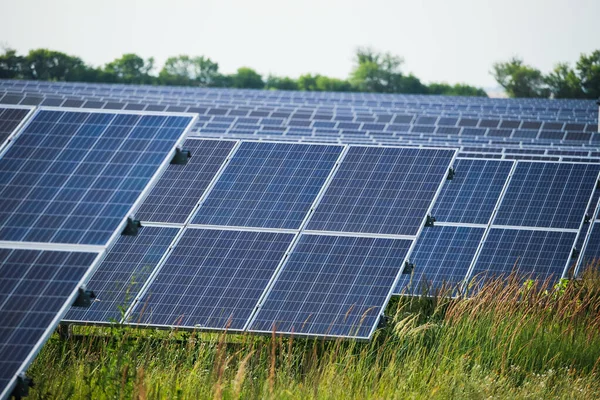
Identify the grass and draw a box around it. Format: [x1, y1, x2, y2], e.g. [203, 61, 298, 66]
[26, 267, 600, 399]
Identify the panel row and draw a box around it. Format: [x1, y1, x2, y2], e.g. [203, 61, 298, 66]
[66, 226, 412, 340]
[0, 107, 195, 398]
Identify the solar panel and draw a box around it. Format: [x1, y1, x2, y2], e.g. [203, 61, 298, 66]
[0, 248, 99, 399]
[306, 147, 455, 236]
[493, 162, 600, 230]
[129, 228, 294, 331]
[0, 109, 194, 245]
[135, 139, 236, 224]
[191, 142, 343, 229]
[578, 222, 600, 274]
[431, 159, 513, 224]
[248, 233, 412, 338]
[469, 228, 576, 286]
[394, 226, 485, 295]
[64, 226, 179, 323]
[0, 106, 32, 149]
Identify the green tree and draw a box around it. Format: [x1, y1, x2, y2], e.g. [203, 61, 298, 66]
[297, 74, 319, 91]
[315, 75, 352, 92]
[104, 53, 155, 84]
[491, 57, 548, 98]
[544, 63, 584, 98]
[20, 49, 91, 81]
[575, 50, 600, 99]
[265, 75, 298, 90]
[231, 67, 263, 89]
[158, 55, 220, 87]
[350, 47, 404, 93]
[396, 74, 428, 94]
[0, 48, 24, 79]
[428, 82, 488, 97]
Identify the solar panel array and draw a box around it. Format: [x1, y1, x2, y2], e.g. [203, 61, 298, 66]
[0, 107, 195, 399]
[0, 78, 599, 397]
[72, 139, 455, 341]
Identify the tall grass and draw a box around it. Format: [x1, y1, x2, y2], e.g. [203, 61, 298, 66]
[28, 267, 600, 399]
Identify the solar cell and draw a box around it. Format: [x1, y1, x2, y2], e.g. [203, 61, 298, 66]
[469, 228, 576, 285]
[493, 162, 600, 230]
[192, 142, 343, 230]
[64, 226, 179, 323]
[432, 159, 513, 224]
[0, 248, 99, 399]
[306, 147, 455, 236]
[0, 106, 32, 149]
[394, 226, 485, 295]
[248, 233, 412, 338]
[0, 109, 194, 245]
[135, 139, 236, 224]
[129, 228, 294, 331]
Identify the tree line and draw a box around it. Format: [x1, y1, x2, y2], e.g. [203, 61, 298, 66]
[0, 47, 486, 97]
[1, 47, 599, 99]
[492, 51, 600, 99]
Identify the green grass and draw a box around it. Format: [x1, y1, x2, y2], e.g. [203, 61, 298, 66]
[27, 268, 600, 399]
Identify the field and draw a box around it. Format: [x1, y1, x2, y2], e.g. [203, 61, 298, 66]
[26, 268, 600, 400]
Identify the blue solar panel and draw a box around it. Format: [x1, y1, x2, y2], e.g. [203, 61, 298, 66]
[249, 234, 412, 338]
[0, 249, 98, 398]
[432, 159, 513, 224]
[130, 228, 294, 330]
[0, 107, 31, 148]
[578, 222, 600, 275]
[470, 228, 576, 285]
[135, 139, 235, 224]
[64, 226, 179, 323]
[306, 147, 455, 236]
[192, 142, 343, 229]
[394, 226, 485, 295]
[0, 110, 192, 245]
[493, 162, 600, 230]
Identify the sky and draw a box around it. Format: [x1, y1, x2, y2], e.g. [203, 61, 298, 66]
[1, 0, 598, 89]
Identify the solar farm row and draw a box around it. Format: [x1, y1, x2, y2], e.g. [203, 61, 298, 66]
[1, 87, 597, 125]
[2, 95, 599, 162]
[1, 79, 596, 115]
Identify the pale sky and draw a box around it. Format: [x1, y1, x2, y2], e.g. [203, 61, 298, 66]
[1, 0, 598, 88]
